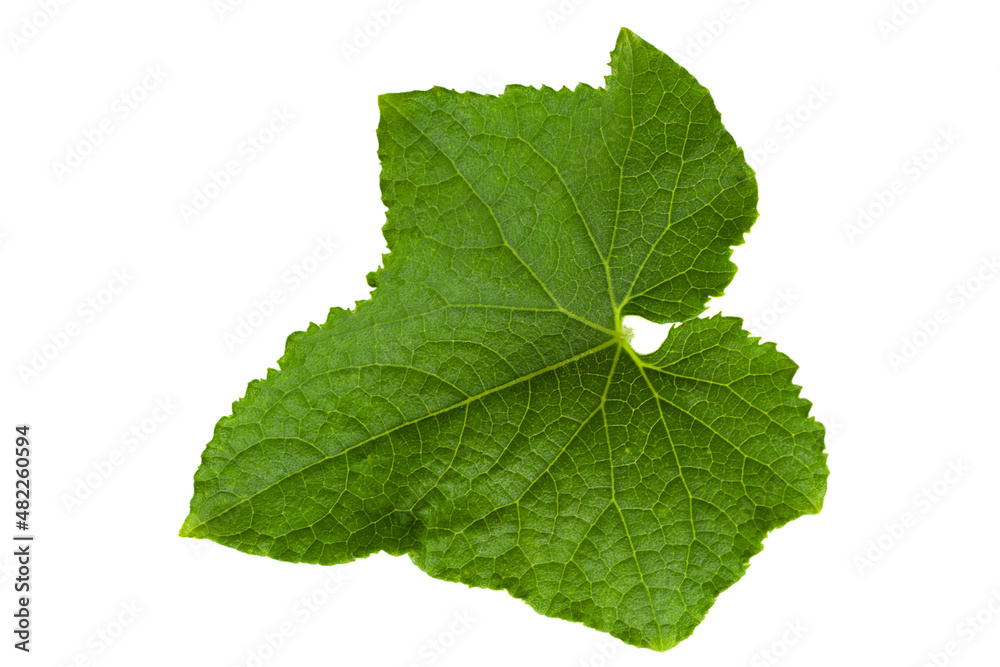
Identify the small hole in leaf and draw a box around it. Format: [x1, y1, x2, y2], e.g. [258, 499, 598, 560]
[621, 315, 673, 355]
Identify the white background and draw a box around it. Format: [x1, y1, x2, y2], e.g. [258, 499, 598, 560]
[2, 0, 999, 665]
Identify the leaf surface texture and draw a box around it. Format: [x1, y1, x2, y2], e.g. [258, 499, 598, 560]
[181, 28, 828, 651]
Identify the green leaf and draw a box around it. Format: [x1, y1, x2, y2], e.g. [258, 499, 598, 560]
[181, 27, 827, 651]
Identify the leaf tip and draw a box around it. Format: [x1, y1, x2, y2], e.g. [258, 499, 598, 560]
[616, 26, 640, 47]
[178, 511, 208, 540]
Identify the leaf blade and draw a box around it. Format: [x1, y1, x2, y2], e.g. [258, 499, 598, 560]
[181, 27, 827, 652]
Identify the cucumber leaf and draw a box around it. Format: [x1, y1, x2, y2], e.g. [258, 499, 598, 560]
[181, 28, 828, 651]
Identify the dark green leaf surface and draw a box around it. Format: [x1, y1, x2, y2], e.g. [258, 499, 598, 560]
[181, 28, 827, 651]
